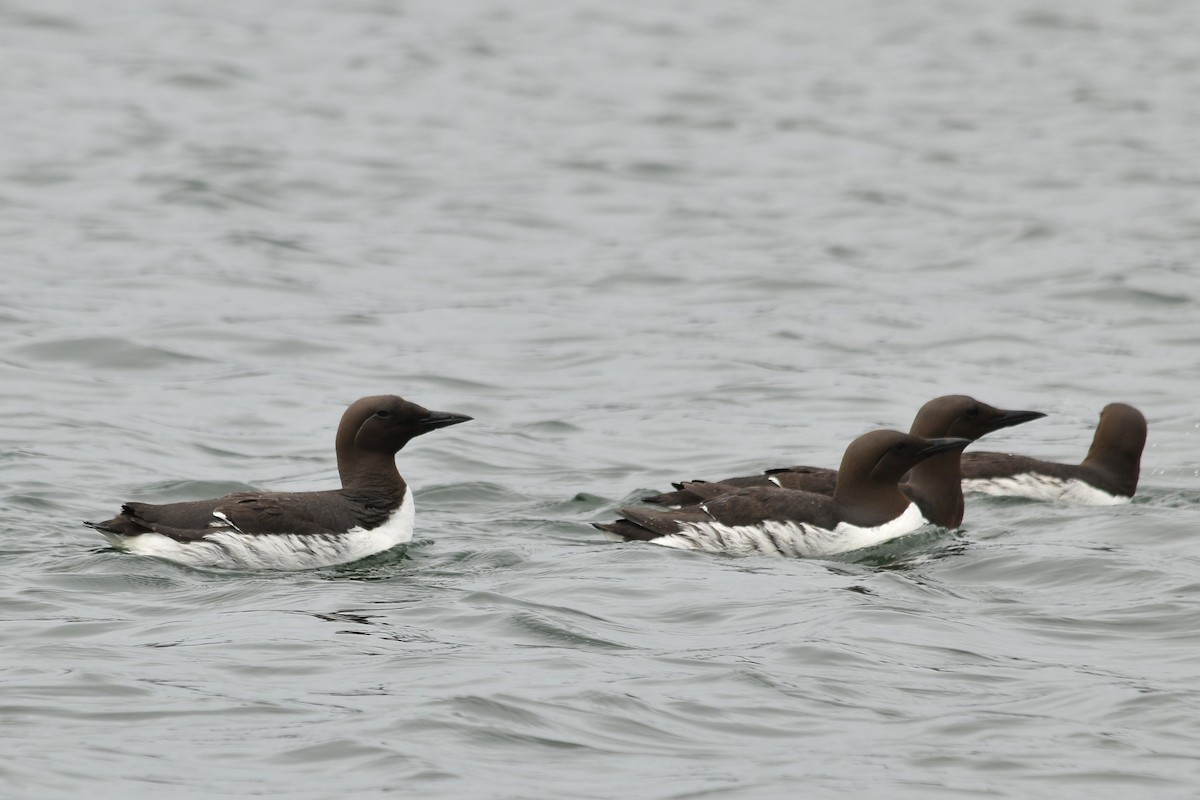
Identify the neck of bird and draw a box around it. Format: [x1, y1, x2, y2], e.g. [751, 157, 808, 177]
[339, 451, 406, 501]
[833, 482, 911, 527]
[1081, 446, 1140, 493]
[901, 451, 963, 527]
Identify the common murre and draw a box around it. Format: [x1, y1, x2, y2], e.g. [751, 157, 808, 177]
[85, 395, 472, 570]
[960, 402, 1146, 504]
[595, 430, 971, 558]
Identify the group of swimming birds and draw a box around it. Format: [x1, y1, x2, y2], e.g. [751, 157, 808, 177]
[86, 394, 1148, 571]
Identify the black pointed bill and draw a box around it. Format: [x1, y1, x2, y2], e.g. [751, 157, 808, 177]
[417, 411, 473, 430]
[989, 409, 1047, 431]
[918, 437, 972, 457]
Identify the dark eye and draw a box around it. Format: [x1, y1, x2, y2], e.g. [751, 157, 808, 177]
[964, 406, 979, 419]
[893, 443, 909, 453]
[376, 410, 391, 418]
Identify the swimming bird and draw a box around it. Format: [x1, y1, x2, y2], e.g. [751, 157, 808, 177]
[643, 395, 1044, 528]
[85, 395, 472, 570]
[594, 430, 971, 558]
[960, 402, 1146, 504]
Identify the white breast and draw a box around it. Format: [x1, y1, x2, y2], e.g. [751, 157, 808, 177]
[961, 475, 1129, 506]
[652, 503, 930, 558]
[106, 487, 416, 570]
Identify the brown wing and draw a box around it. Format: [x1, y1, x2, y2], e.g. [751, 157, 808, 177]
[696, 487, 838, 528]
[960, 452, 1076, 481]
[761, 466, 838, 495]
[87, 495, 261, 540]
[643, 467, 829, 506]
[597, 486, 838, 542]
[89, 490, 383, 541]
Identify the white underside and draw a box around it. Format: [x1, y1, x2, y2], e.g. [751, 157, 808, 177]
[103, 488, 415, 570]
[651, 502, 930, 558]
[961, 475, 1129, 506]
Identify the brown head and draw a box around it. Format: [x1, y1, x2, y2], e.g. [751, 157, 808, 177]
[335, 395, 472, 489]
[910, 395, 1046, 441]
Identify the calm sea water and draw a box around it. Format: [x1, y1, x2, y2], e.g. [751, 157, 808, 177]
[3, 1, 1200, 797]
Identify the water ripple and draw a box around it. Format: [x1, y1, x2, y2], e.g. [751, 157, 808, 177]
[3, 0, 1200, 797]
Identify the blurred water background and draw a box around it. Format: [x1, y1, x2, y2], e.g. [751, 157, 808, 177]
[3, 1, 1200, 797]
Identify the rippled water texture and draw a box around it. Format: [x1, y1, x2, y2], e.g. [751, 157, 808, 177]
[3, 1, 1200, 797]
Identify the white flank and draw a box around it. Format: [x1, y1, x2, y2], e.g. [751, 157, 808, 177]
[961, 475, 1129, 506]
[104, 487, 416, 570]
[652, 502, 929, 558]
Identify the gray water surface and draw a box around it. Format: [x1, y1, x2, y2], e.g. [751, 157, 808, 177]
[3, 1, 1200, 797]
